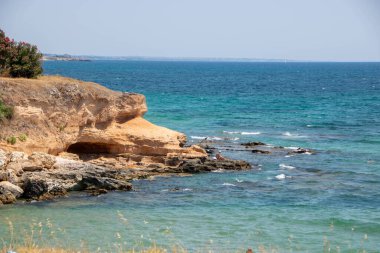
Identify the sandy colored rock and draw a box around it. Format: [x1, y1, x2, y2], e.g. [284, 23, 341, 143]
[0, 76, 205, 159]
[0, 181, 23, 197]
[0, 149, 7, 169]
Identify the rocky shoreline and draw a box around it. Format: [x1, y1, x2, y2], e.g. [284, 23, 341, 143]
[0, 75, 250, 205]
[0, 148, 250, 205]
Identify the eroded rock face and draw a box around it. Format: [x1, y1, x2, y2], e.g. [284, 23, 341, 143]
[0, 76, 251, 204]
[0, 76, 203, 159]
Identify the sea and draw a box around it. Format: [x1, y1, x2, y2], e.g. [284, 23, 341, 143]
[1, 61, 379, 252]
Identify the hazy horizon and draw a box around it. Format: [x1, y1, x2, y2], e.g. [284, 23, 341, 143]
[1, 0, 380, 62]
[42, 53, 380, 63]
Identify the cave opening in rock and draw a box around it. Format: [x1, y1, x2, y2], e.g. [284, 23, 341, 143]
[67, 142, 111, 154]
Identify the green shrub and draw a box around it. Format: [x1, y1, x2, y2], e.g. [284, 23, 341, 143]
[0, 29, 43, 78]
[59, 124, 66, 132]
[0, 99, 13, 120]
[18, 133, 27, 142]
[6, 136, 17, 145]
[8, 42, 43, 78]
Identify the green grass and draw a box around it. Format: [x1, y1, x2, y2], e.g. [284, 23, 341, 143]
[0, 98, 13, 121]
[18, 133, 28, 142]
[6, 136, 17, 145]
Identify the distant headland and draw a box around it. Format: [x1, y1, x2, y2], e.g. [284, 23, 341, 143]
[43, 53, 91, 61]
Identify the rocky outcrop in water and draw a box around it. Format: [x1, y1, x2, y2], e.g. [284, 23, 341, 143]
[0, 76, 251, 204]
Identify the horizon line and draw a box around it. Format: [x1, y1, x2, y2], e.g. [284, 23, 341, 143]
[42, 53, 380, 63]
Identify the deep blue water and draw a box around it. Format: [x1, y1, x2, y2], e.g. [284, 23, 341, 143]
[1, 61, 380, 252]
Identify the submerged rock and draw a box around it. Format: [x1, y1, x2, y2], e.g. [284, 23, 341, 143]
[287, 148, 315, 155]
[251, 149, 271, 154]
[241, 141, 266, 147]
[176, 158, 251, 173]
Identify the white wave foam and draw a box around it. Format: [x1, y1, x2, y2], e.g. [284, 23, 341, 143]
[190, 136, 207, 140]
[183, 188, 192, 191]
[190, 136, 223, 141]
[235, 178, 244, 183]
[223, 131, 261, 135]
[241, 131, 261, 135]
[223, 131, 240, 134]
[275, 174, 286, 180]
[279, 163, 295, 170]
[212, 168, 225, 173]
[222, 183, 236, 186]
[282, 132, 307, 138]
[275, 174, 292, 180]
[285, 146, 300, 150]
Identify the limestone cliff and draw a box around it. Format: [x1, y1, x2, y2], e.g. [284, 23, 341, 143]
[0, 76, 204, 158]
[0, 76, 250, 205]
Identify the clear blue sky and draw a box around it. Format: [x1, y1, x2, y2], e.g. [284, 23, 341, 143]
[1, 0, 379, 61]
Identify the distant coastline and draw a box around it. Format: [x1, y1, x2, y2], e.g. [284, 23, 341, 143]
[43, 53, 291, 62]
[43, 53, 91, 61]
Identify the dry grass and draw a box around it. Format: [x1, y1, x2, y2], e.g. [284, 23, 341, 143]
[0, 217, 191, 253]
[4, 247, 171, 253]
[0, 217, 372, 253]
[2, 245, 188, 253]
[10, 248, 73, 253]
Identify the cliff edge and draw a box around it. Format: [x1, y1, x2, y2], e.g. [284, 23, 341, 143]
[0, 76, 202, 157]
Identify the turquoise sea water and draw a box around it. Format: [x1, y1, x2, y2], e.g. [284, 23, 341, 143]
[1, 61, 380, 252]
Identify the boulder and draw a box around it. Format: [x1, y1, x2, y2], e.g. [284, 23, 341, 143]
[251, 149, 271, 154]
[0, 181, 24, 204]
[176, 158, 251, 173]
[29, 152, 56, 169]
[10, 151, 28, 162]
[0, 149, 8, 169]
[0, 191, 16, 204]
[287, 148, 315, 155]
[0, 181, 23, 197]
[241, 141, 266, 147]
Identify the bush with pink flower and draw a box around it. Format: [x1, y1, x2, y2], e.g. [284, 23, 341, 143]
[0, 29, 42, 78]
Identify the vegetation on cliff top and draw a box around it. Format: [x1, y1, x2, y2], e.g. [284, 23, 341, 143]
[0, 98, 13, 121]
[0, 29, 42, 78]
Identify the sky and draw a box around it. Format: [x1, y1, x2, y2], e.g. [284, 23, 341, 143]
[0, 0, 379, 61]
